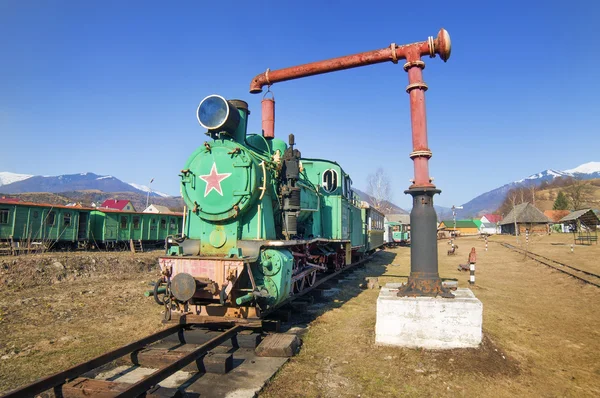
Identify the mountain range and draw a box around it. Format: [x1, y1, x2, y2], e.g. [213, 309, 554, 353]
[0, 172, 172, 198]
[457, 161, 600, 217]
[1, 161, 599, 217]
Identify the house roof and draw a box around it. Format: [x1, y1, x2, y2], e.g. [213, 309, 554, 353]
[440, 220, 479, 229]
[100, 199, 132, 211]
[558, 209, 600, 228]
[473, 220, 482, 228]
[499, 203, 550, 225]
[145, 204, 174, 214]
[386, 214, 410, 224]
[0, 199, 93, 211]
[482, 214, 502, 223]
[94, 208, 183, 216]
[544, 210, 571, 223]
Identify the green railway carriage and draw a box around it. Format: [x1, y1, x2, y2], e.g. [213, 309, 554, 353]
[0, 200, 91, 252]
[362, 205, 385, 252]
[0, 200, 183, 253]
[90, 209, 182, 248]
[384, 220, 410, 246]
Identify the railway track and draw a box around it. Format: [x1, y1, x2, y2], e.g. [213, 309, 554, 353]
[3, 251, 378, 397]
[499, 242, 600, 288]
[1, 324, 249, 398]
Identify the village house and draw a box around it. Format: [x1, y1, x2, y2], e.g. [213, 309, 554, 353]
[544, 210, 571, 233]
[438, 220, 480, 236]
[99, 199, 136, 212]
[499, 203, 550, 235]
[143, 204, 175, 214]
[480, 214, 502, 224]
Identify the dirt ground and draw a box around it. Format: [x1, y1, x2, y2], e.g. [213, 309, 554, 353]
[0, 251, 165, 394]
[1, 234, 599, 397]
[260, 234, 600, 398]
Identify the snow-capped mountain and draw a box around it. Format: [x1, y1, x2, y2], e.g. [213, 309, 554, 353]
[564, 161, 600, 177]
[459, 161, 600, 217]
[0, 172, 33, 187]
[0, 172, 174, 198]
[515, 169, 571, 184]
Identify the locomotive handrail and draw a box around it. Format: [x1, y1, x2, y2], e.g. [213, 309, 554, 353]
[258, 161, 267, 201]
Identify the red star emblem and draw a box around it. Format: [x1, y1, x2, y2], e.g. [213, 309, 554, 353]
[199, 163, 232, 197]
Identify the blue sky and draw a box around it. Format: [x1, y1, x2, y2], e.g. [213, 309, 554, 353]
[1, 1, 598, 209]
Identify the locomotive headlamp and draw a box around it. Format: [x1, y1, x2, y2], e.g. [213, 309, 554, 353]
[196, 94, 240, 134]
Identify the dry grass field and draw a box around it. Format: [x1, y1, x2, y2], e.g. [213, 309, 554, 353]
[0, 234, 598, 397]
[261, 234, 600, 397]
[0, 251, 164, 394]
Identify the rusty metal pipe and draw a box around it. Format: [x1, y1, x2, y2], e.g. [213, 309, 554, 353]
[249, 28, 451, 93]
[262, 98, 275, 139]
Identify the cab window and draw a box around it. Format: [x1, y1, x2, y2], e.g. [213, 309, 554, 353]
[322, 169, 338, 193]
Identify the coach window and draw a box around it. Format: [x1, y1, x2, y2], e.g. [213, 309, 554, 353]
[47, 211, 56, 226]
[160, 218, 166, 229]
[133, 216, 140, 230]
[345, 178, 352, 199]
[0, 209, 9, 224]
[169, 218, 176, 230]
[322, 169, 338, 193]
[120, 216, 128, 229]
[33, 211, 39, 219]
[63, 212, 71, 227]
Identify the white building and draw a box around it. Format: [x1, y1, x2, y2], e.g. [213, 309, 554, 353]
[143, 204, 174, 214]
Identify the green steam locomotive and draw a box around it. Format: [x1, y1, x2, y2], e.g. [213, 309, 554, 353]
[157, 95, 384, 320]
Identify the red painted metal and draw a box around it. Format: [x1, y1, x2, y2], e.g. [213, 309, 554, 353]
[262, 98, 275, 139]
[406, 62, 433, 189]
[249, 28, 451, 93]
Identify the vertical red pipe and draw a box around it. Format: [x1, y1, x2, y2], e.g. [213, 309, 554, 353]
[405, 61, 433, 188]
[262, 98, 275, 139]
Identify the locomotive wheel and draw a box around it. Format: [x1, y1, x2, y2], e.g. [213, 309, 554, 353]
[306, 270, 317, 287]
[293, 277, 305, 295]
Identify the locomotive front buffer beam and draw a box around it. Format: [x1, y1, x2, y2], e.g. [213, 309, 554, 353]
[249, 28, 453, 298]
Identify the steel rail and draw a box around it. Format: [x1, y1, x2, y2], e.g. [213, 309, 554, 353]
[499, 242, 600, 288]
[115, 325, 244, 398]
[513, 246, 600, 279]
[1, 324, 182, 398]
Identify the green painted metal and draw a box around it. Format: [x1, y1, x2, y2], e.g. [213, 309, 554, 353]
[163, 97, 395, 314]
[90, 210, 182, 245]
[0, 203, 88, 245]
[251, 248, 293, 309]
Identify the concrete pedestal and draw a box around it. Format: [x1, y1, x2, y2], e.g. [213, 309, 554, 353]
[375, 284, 482, 349]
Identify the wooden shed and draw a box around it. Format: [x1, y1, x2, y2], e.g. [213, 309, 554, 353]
[558, 209, 599, 245]
[438, 220, 480, 236]
[499, 203, 550, 235]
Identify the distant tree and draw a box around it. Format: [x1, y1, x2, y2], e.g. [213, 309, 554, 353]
[564, 178, 595, 210]
[367, 168, 392, 212]
[528, 185, 537, 207]
[497, 185, 533, 215]
[553, 191, 569, 210]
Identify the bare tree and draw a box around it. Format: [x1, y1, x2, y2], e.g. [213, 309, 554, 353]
[564, 178, 595, 210]
[367, 168, 392, 212]
[509, 191, 519, 241]
[528, 184, 537, 207]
